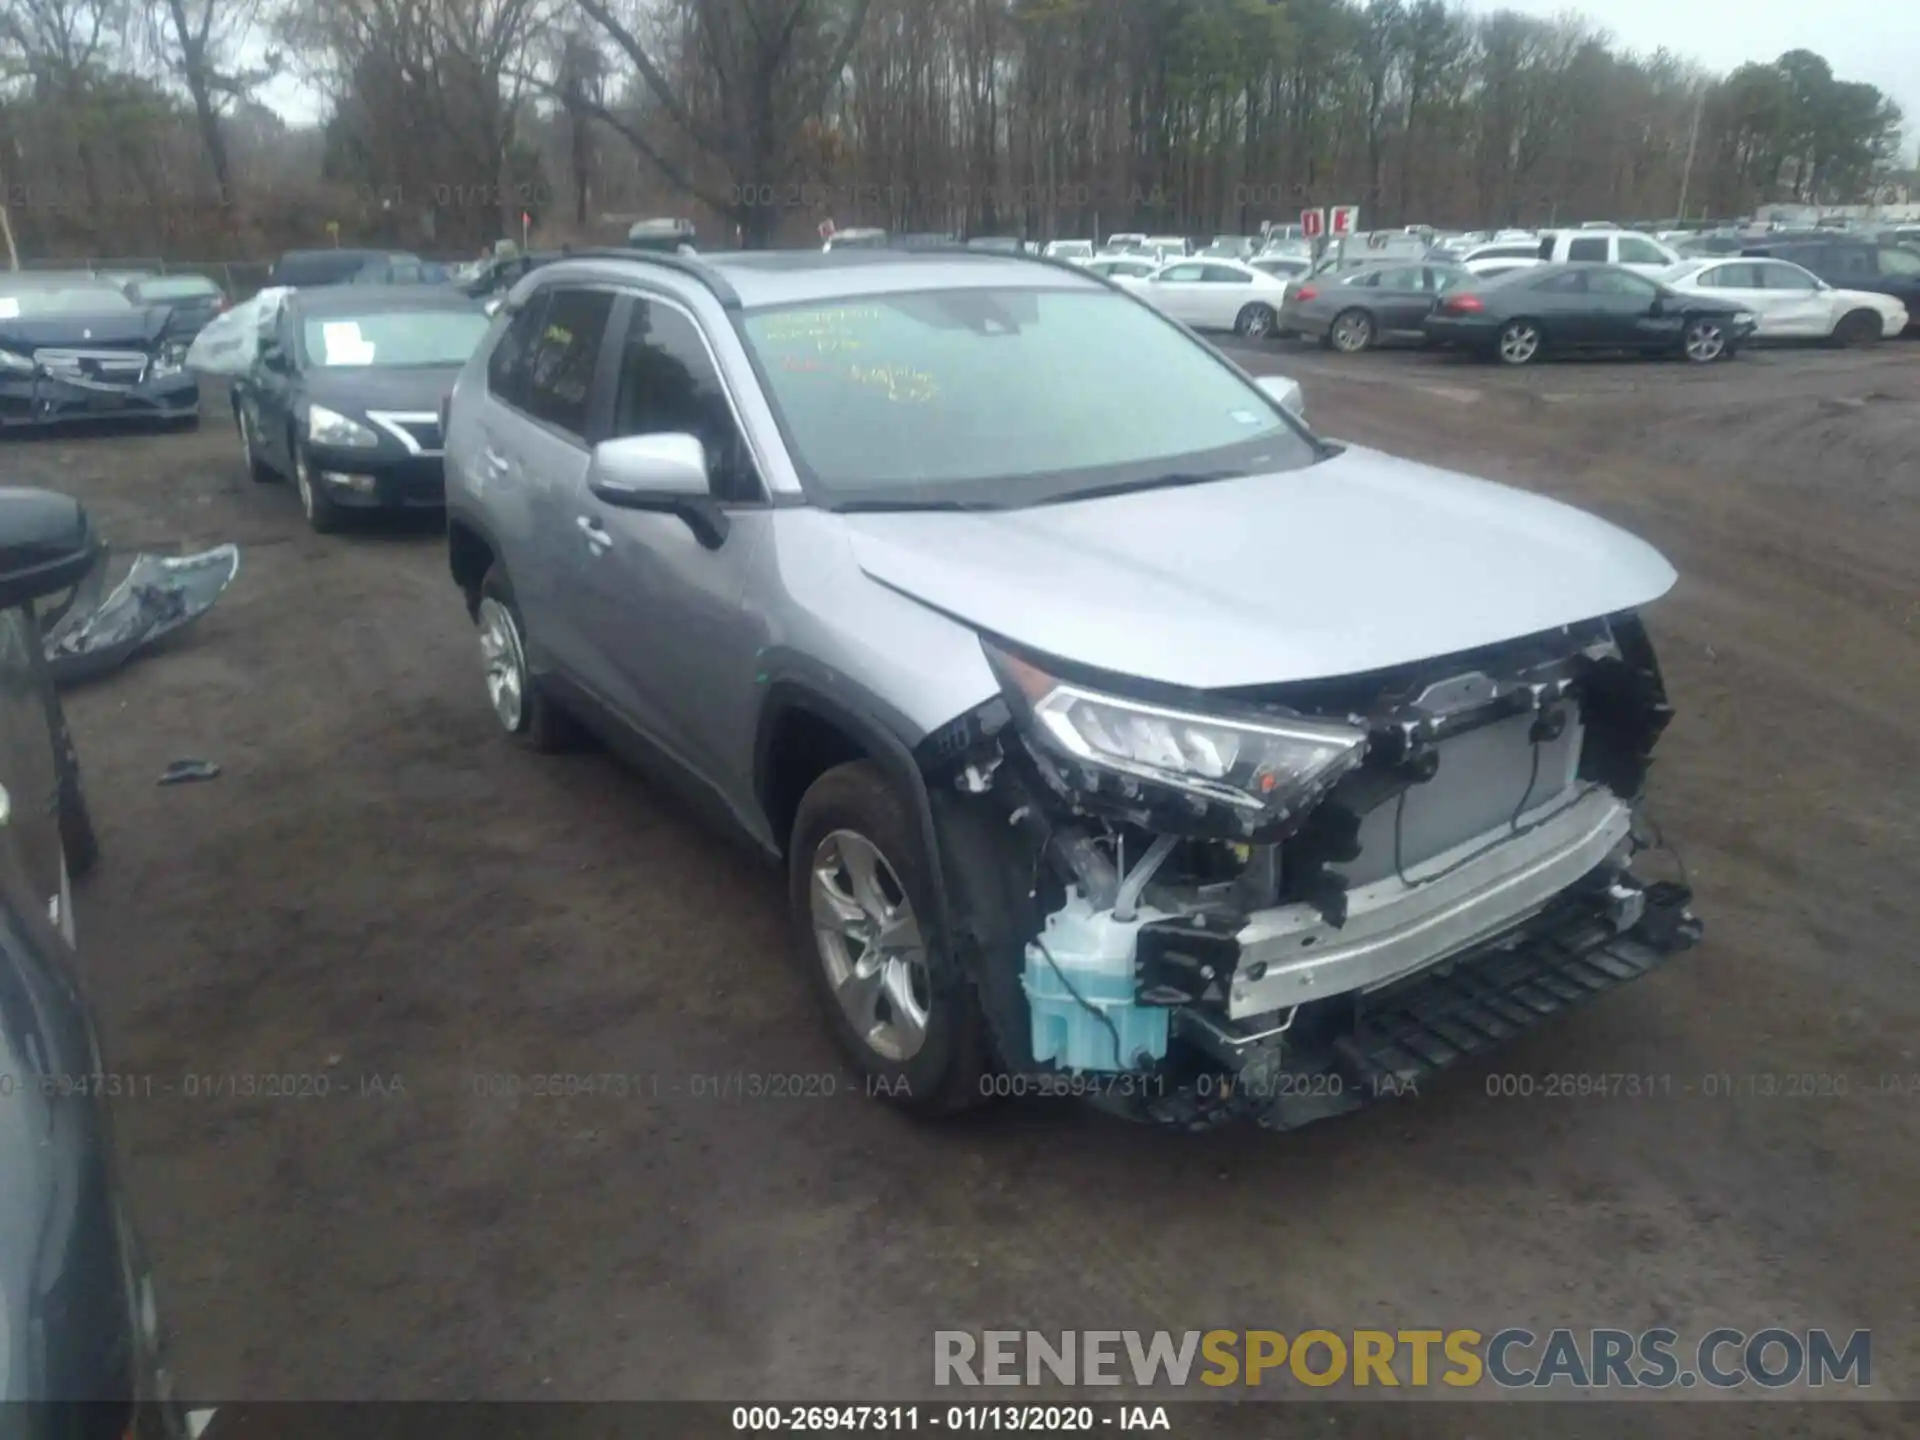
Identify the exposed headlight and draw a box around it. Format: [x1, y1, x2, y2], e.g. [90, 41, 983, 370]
[0, 349, 33, 374]
[306, 403, 379, 448]
[984, 642, 1369, 828]
[150, 342, 190, 376]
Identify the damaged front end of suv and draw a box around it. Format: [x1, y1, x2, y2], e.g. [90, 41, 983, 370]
[914, 612, 1701, 1131]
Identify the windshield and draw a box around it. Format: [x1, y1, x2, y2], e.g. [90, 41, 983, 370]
[0, 285, 135, 316]
[300, 309, 489, 367]
[740, 287, 1317, 507]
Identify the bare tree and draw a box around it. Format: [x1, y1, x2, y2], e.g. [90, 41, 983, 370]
[567, 0, 876, 246]
[143, 0, 279, 210]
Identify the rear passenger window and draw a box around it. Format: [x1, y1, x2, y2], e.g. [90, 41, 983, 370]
[485, 291, 549, 411]
[1617, 236, 1668, 266]
[1566, 237, 1609, 263]
[610, 301, 761, 504]
[522, 288, 615, 439]
[1701, 264, 1759, 288]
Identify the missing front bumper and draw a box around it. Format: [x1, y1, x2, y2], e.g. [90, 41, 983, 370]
[1198, 879, 1701, 1131]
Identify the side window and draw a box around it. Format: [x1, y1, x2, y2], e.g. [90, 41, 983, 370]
[1616, 236, 1668, 266]
[1700, 263, 1757, 288]
[1566, 237, 1609, 263]
[1373, 267, 1422, 289]
[1759, 263, 1818, 291]
[1346, 270, 1383, 288]
[1876, 246, 1920, 276]
[522, 288, 615, 440]
[1534, 270, 1588, 294]
[1159, 264, 1206, 282]
[1201, 264, 1251, 284]
[610, 300, 762, 504]
[1828, 246, 1876, 280]
[485, 290, 550, 410]
[1588, 269, 1657, 298]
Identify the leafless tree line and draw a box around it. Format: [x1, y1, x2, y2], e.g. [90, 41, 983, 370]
[0, 0, 1908, 260]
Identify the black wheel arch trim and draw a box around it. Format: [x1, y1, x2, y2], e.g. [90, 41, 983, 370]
[754, 680, 956, 987]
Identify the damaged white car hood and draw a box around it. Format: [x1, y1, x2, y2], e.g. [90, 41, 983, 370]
[845, 443, 1677, 690]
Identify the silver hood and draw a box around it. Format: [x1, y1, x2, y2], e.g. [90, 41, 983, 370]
[844, 444, 1677, 690]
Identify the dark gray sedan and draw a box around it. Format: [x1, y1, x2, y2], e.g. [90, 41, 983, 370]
[1279, 261, 1473, 352]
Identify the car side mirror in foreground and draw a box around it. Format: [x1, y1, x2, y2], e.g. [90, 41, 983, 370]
[587, 433, 729, 549]
[0, 488, 101, 608]
[1255, 374, 1307, 422]
[258, 339, 289, 373]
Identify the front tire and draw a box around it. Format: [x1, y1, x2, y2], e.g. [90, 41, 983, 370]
[789, 761, 989, 1117]
[1233, 303, 1277, 340]
[1830, 309, 1882, 348]
[475, 566, 577, 752]
[291, 437, 341, 533]
[1496, 319, 1543, 366]
[1681, 317, 1729, 363]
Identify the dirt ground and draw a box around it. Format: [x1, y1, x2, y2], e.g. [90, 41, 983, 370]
[14, 337, 1919, 1431]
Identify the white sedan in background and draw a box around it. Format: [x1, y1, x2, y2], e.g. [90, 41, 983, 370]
[1082, 255, 1162, 281]
[1659, 256, 1908, 344]
[1111, 257, 1292, 338]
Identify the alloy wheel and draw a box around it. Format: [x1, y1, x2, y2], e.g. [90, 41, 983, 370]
[475, 597, 526, 732]
[1684, 321, 1726, 363]
[1239, 304, 1275, 338]
[1499, 323, 1541, 364]
[809, 829, 930, 1063]
[1331, 311, 1373, 352]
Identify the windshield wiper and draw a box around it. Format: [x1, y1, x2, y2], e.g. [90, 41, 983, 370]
[1035, 469, 1245, 506]
[832, 497, 1006, 513]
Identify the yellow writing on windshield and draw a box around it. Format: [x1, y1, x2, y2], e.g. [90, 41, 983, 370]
[847, 362, 937, 403]
[761, 307, 884, 355]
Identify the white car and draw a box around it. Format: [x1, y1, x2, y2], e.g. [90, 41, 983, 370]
[1044, 240, 1095, 262]
[1111, 257, 1292, 337]
[1659, 256, 1908, 344]
[1250, 254, 1311, 285]
[1083, 255, 1162, 281]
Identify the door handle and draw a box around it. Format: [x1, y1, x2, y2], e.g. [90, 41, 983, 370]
[482, 447, 511, 474]
[577, 515, 611, 551]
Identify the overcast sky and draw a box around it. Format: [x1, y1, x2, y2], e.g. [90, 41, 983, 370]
[1461, 0, 1918, 151]
[251, 2, 1919, 157]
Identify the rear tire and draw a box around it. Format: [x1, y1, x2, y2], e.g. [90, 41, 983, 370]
[475, 566, 579, 752]
[789, 760, 989, 1117]
[1329, 308, 1375, 353]
[1496, 319, 1543, 366]
[1830, 309, 1882, 348]
[1233, 303, 1277, 340]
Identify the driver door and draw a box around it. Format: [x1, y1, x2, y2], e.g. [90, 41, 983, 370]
[579, 294, 769, 793]
[1750, 261, 1829, 337]
[1584, 268, 1669, 347]
[1194, 263, 1255, 328]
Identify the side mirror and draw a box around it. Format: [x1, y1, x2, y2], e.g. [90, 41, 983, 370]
[0, 488, 101, 609]
[1648, 294, 1666, 316]
[258, 338, 289, 372]
[1255, 374, 1306, 422]
[587, 433, 729, 550]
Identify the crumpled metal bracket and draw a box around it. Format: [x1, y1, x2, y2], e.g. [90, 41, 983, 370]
[43, 544, 241, 686]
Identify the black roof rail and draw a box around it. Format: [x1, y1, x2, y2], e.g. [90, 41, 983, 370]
[543, 247, 742, 307]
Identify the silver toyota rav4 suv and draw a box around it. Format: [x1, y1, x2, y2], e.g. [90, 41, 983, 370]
[442, 247, 1701, 1131]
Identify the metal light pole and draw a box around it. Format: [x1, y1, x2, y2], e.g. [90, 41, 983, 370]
[1676, 87, 1706, 223]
